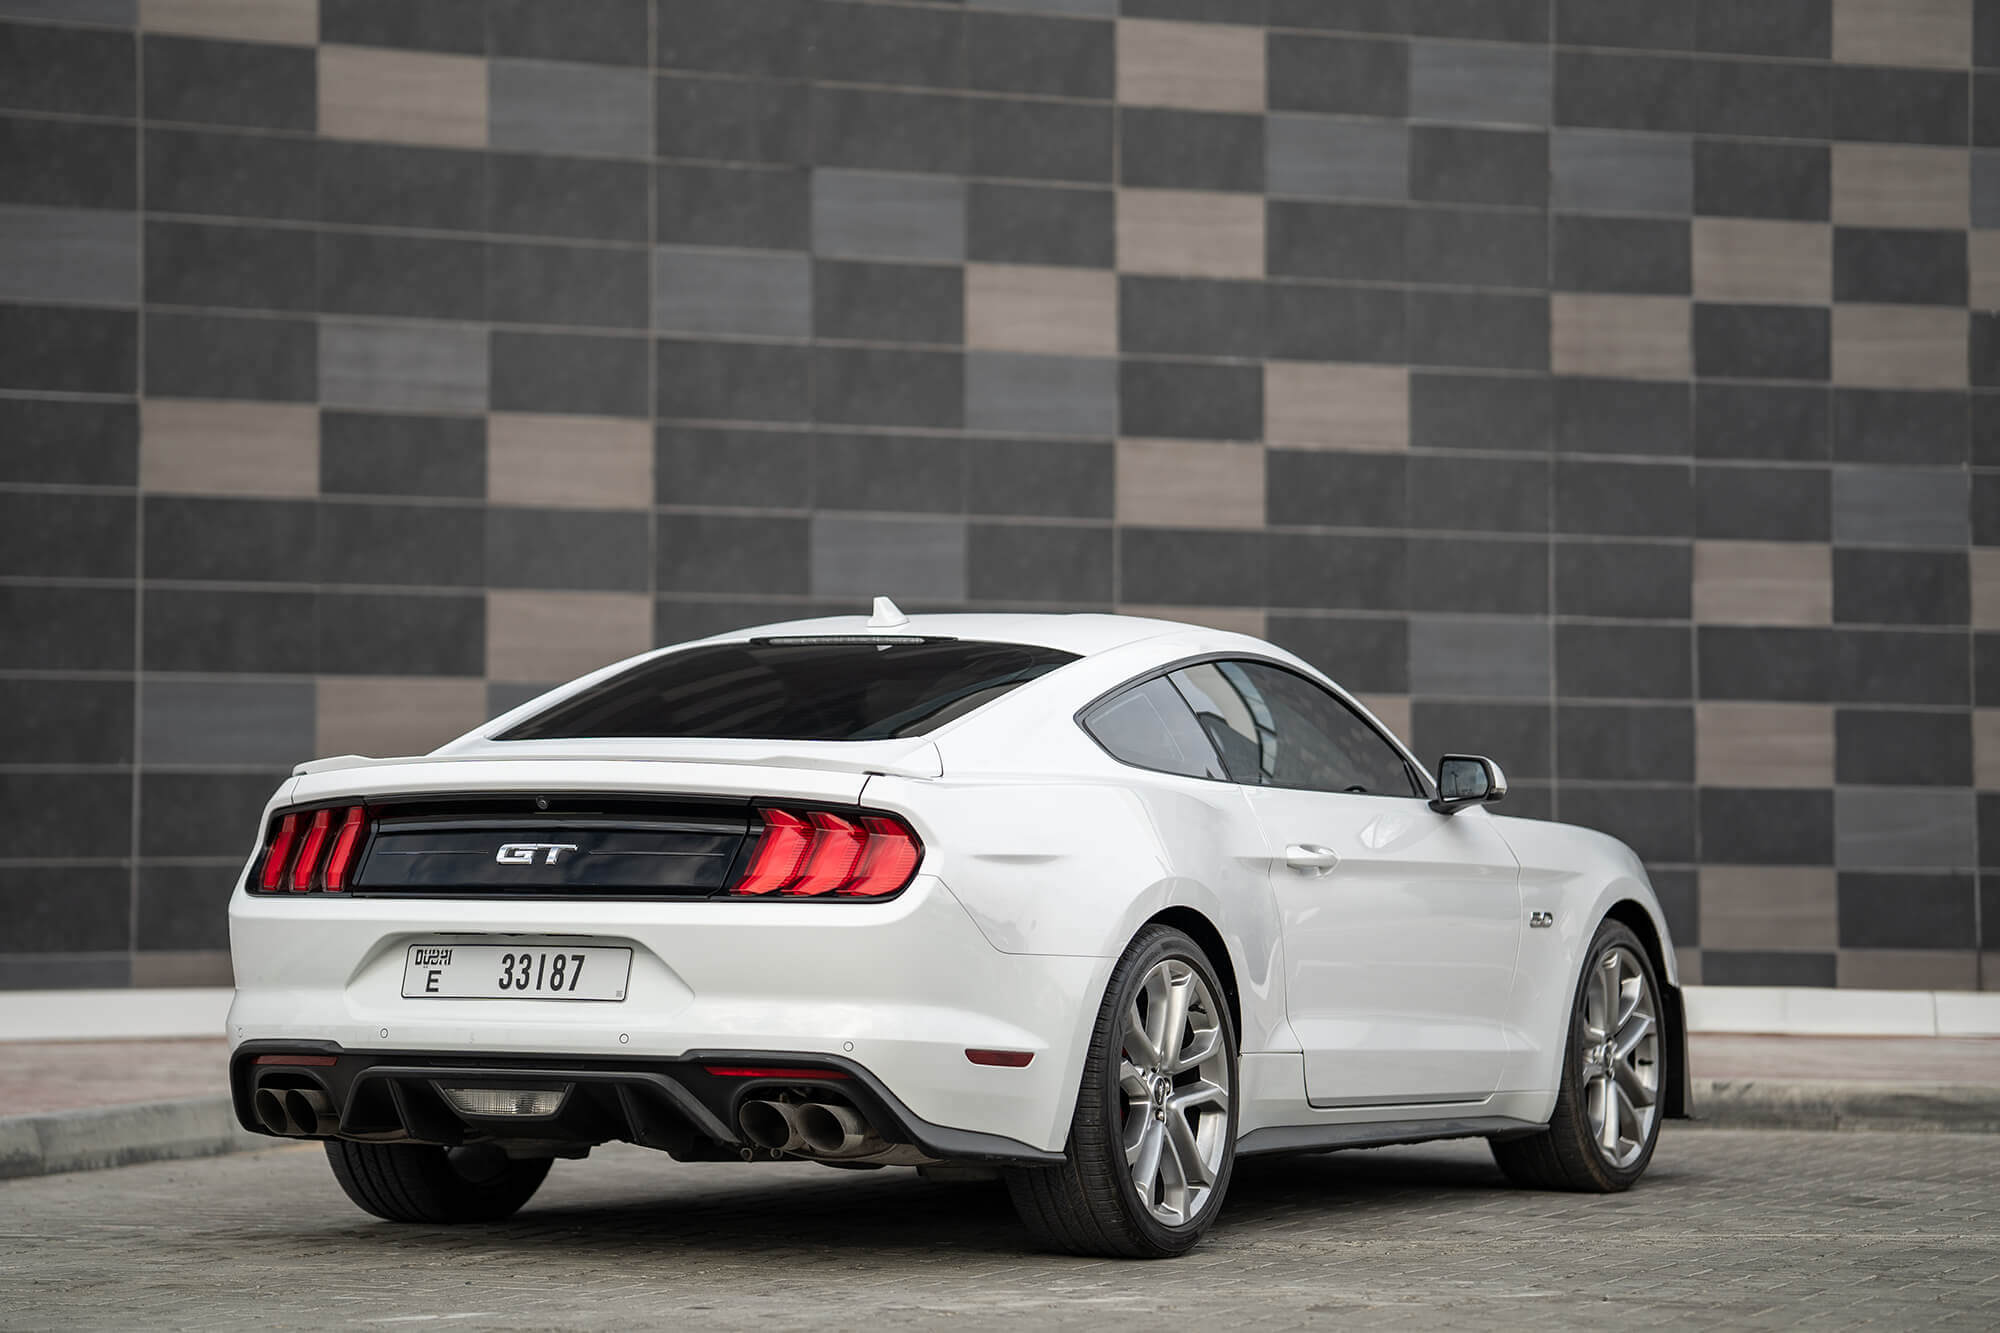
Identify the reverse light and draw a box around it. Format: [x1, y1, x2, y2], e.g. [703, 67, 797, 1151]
[436, 1085, 569, 1117]
[728, 808, 922, 900]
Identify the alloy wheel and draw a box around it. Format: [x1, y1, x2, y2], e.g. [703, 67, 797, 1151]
[1118, 957, 1231, 1226]
[1578, 944, 1660, 1170]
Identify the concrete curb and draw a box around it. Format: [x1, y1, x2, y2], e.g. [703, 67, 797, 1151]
[0, 1097, 272, 1181]
[1690, 1079, 2000, 1134]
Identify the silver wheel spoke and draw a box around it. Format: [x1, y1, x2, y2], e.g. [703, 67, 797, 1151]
[1165, 1113, 1212, 1190]
[1614, 1057, 1655, 1109]
[1599, 1074, 1621, 1151]
[1120, 955, 1231, 1228]
[1120, 1058, 1151, 1100]
[1174, 1025, 1221, 1073]
[1124, 1000, 1162, 1070]
[1612, 1010, 1653, 1060]
[1576, 943, 1659, 1170]
[1128, 1113, 1164, 1182]
[1169, 1079, 1229, 1115]
[1156, 970, 1192, 1069]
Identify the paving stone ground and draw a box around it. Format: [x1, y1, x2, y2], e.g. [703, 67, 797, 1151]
[2, 1129, 1996, 1330]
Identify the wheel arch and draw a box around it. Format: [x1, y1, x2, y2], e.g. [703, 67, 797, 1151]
[1602, 899, 1692, 1120]
[1144, 905, 1242, 1044]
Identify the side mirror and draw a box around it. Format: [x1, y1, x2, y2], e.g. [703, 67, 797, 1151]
[1431, 754, 1507, 815]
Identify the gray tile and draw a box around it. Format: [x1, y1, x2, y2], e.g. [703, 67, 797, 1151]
[965, 351, 1118, 436]
[1977, 150, 2000, 229]
[1836, 786, 1976, 870]
[0, 0, 133, 20]
[488, 58, 651, 158]
[1408, 616, 1551, 698]
[811, 169, 965, 261]
[1831, 467, 1970, 546]
[810, 513, 967, 601]
[968, 0, 1115, 13]
[1265, 115, 1407, 201]
[652, 246, 810, 338]
[1409, 39, 1549, 127]
[0, 204, 137, 306]
[319, 319, 488, 414]
[1552, 130, 1691, 214]
[139, 678, 314, 767]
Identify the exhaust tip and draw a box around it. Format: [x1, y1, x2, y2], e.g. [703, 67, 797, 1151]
[252, 1088, 292, 1135]
[798, 1102, 869, 1157]
[282, 1088, 334, 1136]
[739, 1099, 805, 1153]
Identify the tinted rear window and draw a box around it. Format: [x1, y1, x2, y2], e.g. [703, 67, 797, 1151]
[497, 639, 1078, 742]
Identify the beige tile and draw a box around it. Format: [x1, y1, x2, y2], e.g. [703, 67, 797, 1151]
[131, 951, 233, 987]
[1692, 219, 1832, 306]
[487, 590, 652, 683]
[1831, 144, 1969, 228]
[139, 399, 318, 497]
[1833, 0, 1970, 68]
[487, 413, 653, 510]
[1117, 18, 1266, 113]
[1699, 866, 1837, 951]
[964, 264, 1118, 358]
[1353, 693, 1411, 745]
[140, 0, 317, 43]
[319, 45, 488, 149]
[1673, 946, 1701, 986]
[1972, 231, 2000, 309]
[1977, 709, 2000, 790]
[1973, 549, 2000, 629]
[1832, 305, 1967, 389]
[1116, 189, 1264, 278]
[1838, 948, 1980, 990]
[1116, 604, 1267, 638]
[1550, 294, 1690, 380]
[1692, 541, 1832, 626]
[1264, 362, 1408, 452]
[316, 676, 490, 758]
[1116, 437, 1264, 529]
[1696, 703, 1835, 788]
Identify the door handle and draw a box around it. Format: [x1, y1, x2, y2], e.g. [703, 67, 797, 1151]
[1283, 844, 1340, 874]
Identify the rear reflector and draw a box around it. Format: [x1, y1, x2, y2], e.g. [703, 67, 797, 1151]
[702, 1065, 852, 1080]
[966, 1049, 1035, 1068]
[729, 807, 922, 900]
[252, 1053, 338, 1067]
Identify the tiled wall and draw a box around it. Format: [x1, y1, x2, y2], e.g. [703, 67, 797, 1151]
[2, 0, 1996, 991]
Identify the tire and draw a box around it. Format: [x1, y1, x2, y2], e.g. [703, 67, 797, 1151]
[1490, 919, 1664, 1192]
[323, 1140, 552, 1223]
[1005, 924, 1238, 1258]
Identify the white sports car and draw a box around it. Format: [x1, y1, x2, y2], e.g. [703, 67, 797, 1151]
[228, 603, 1688, 1258]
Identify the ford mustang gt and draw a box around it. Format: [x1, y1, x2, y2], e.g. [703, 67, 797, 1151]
[227, 602, 1688, 1257]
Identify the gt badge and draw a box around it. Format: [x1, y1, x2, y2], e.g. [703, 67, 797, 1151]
[495, 842, 580, 865]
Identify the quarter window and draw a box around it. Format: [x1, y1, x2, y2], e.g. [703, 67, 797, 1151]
[1081, 676, 1226, 780]
[1168, 660, 1417, 797]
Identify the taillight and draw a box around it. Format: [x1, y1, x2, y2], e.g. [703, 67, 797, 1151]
[257, 813, 299, 891]
[290, 809, 333, 891]
[323, 806, 366, 891]
[729, 807, 922, 900]
[254, 805, 371, 894]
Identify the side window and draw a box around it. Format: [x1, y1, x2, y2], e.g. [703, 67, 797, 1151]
[1081, 676, 1227, 780]
[1170, 660, 1418, 797]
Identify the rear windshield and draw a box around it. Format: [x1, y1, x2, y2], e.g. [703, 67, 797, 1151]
[497, 638, 1079, 742]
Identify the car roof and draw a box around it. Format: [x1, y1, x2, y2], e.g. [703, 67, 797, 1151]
[697, 610, 1257, 659]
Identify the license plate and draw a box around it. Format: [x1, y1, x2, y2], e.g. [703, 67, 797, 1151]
[402, 944, 631, 1001]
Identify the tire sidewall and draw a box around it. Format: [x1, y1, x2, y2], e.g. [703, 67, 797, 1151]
[1558, 920, 1661, 1189]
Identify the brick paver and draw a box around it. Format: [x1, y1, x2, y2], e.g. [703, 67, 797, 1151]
[2, 1129, 1996, 1329]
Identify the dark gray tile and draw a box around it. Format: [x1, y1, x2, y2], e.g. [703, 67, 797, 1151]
[142, 34, 313, 131]
[0, 398, 136, 485]
[969, 96, 1110, 183]
[1266, 450, 1406, 530]
[144, 124, 310, 225]
[487, 507, 649, 591]
[816, 432, 964, 513]
[1695, 463, 1831, 541]
[0, 679, 131, 764]
[1119, 276, 1264, 358]
[1410, 0, 1546, 42]
[1554, 377, 1690, 457]
[317, 141, 483, 232]
[144, 497, 316, 583]
[1406, 206, 1545, 288]
[1838, 873, 1976, 949]
[1406, 535, 1547, 614]
[1555, 540, 1692, 619]
[1978, 313, 2000, 389]
[487, 240, 648, 330]
[317, 591, 485, 675]
[1407, 455, 1548, 532]
[1552, 128, 1692, 214]
[1120, 359, 1261, 440]
[967, 9, 1111, 98]
[655, 337, 810, 423]
[135, 863, 231, 952]
[1985, 73, 2000, 149]
[1408, 615, 1551, 697]
[1694, 58, 1827, 139]
[142, 219, 313, 313]
[1834, 549, 1969, 626]
[1266, 614, 1408, 694]
[318, 229, 484, 321]
[1986, 793, 2000, 866]
[1268, 32, 1407, 117]
[0, 491, 133, 579]
[813, 346, 963, 429]
[1978, 473, 2000, 546]
[1409, 125, 1547, 207]
[2, 116, 136, 210]
[812, 0, 963, 89]
[1836, 709, 1971, 787]
[1696, 0, 1828, 58]
[1695, 384, 1830, 462]
[1983, 1, 2000, 68]
[0, 203, 135, 308]
[810, 513, 966, 602]
[1410, 372, 1550, 452]
[1693, 140, 1829, 221]
[1267, 115, 1407, 201]
[966, 182, 1112, 268]
[653, 75, 807, 165]
[146, 311, 314, 402]
[489, 0, 650, 65]
[656, 164, 809, 251]
[321, 410, 484, 499]
[967, 522, 1112, 602]
[492, 330, 648, 418]
[653, 598, 818, 648]
[1700, 950, 1836, 985]
[1833, 67, 1968, 147]
[1557, 703, 1694, 782]
[1553, 216, 1690, 295]
[1407, 290, 1548, 371]
[657, 0, 809, 76]
[1651, 866, 1698, 946]
[1266, 284, 1406, 363]
[0, 586, 133, 670]
[1557, 622, 1692, 698]
[0, 771, 128, 861]
[0, 304, 135, 394]
[1559, 783, 1696, 862]
[1555, 51, 1692, 133]
[139, 678, 312, 768]
[1832, 467, 1968, 547]
[321, 319, 484, 413]
[1694, 303, 1830, 382]
[654, 247, 810, 338]
[1411, 700, 1549, 778]
[1118, 527, 1264, 605]
[1699, 626, 1835, 700]
[1833, 228, 1968, 307]
[143, 587, 314, 674]
[656, 424, 812, 509]
[1267, 202, 1404, 282]
[1830, 391, 1968, 466]
[1701, 786, 1833, 864]
[487, 152, 648, 243]
[137, 770, 285, 858]
[1557, 458, 1693, 537]
[1121, 0, 1263, 21]
[0, 20, 132, 117]
[811, 85, 968, 175]
[1557, 0, 1691, 49]
[321, 501, 484, 588]
[1837, 629, 1969, 705]
[1118, 107, 1262, 193]
[1267, 532, 1407, 609]
[1837, 786, 1975, 869]
[1408, 38, 1548, 126]
[966, 437, 1113, 519]
[966, 352, 1117, 436]
[1269, 0, 1400, 31]
[813, 259, 962, 346]
[0, 867, 129, 954]
[813, 168, 965, 262]
[321, 0, 482, 53]
[489, 59, 650, 158]
[657, 512, 809, 594]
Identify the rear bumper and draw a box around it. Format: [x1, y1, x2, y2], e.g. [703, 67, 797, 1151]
[227, 876, 1110, 1153]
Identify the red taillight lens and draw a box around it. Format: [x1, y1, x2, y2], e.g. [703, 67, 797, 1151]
[322, 806, 366, 891]
[258, 813, 299, 891]
[290, 808, 333, 891]
[729, 808, 921, 899]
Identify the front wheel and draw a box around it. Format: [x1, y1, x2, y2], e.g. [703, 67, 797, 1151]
[324, 1140, 552, 1223]
[1491, 918, 1663, 1192]
[1005, 924, 1238, 1258]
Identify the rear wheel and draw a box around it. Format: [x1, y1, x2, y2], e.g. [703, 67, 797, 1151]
[1490, 919, 1662, 1192]
[324, 1140, 552, 1223]
[1005, 924, 1237, 1258]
